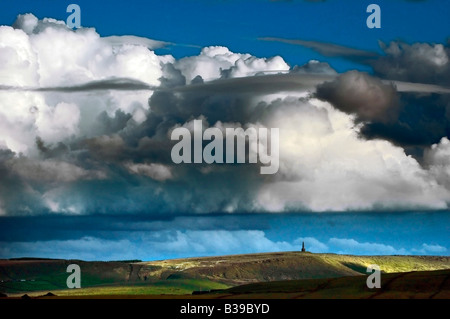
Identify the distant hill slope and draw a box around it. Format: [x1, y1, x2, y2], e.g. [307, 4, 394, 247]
[140, 252, 450, 285]
[1, 252, 449, 294]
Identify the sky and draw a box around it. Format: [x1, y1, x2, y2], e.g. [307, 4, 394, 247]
[0, 0, 449, 260]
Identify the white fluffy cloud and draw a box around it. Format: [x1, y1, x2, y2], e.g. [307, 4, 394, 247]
[0, 14, 164, 155]
[425, 137, 450, 188]
[255, 97, 450, 211]
[175, 46, 290, 83]
[328, 238, 408, 255]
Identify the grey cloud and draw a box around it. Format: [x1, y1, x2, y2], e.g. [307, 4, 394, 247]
[0, 149, 48, 215]
[3, 12, 450, 216]
[7, 157, 105, 183]
[362, 41, 450, 156]
[1, 67, 448, 215]
[260, 38, 450, 88]
[373, 41, 450, 85]
[173, 73, 335, 95]
[1, 72, 447, 97]
[360, 93, 450, 151]
[102, 35, 169, 50]
[291, 60, 337, 75]
[83, 134, 127, 162]
[260, 37, 379, 64]
[171, 73, 450, 96]
[0, 78, 159, 93]
[316, 71, 400, 123]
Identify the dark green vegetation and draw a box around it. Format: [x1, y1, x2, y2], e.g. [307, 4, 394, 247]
[0, 252, 449, 298]
[215, 269, 450, 299]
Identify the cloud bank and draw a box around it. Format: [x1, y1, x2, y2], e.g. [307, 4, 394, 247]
[1, 231, 445, 260]
[1, 14, 450, 216]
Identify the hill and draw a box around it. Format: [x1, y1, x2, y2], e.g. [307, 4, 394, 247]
[139, 252, 450, 285]
[213, 269, 450, 299]
[0, 252, 449, 297]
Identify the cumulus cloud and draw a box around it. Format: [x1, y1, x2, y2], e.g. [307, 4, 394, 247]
[424, 137, 450, 189]
[293, 237, 446, 256]
[255, 97, 449, 211]
[412, 243, 447, 255]
[173, 46, 290, 84]
[328, 238, 408, 255]
[275, 37, 450, 160]
[1, 13, 450, 216]
[328, 238, 447, 256]
[260, 37, 450, 87]
[374, 41, 450, 85]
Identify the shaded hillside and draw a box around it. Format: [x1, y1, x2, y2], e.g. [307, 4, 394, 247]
[214, 269, 450, 299]
[8, 269, 450, 299]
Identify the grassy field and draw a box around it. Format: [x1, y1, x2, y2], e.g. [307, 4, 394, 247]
[4, 278, 229, 298]
[1, 252, 449, 298]
[6, 270, 450, 299]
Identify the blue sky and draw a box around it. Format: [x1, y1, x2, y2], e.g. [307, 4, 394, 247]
[0, 0, 449, 260]
[1, 212, 448, 260]
[1, 0, 448, 71]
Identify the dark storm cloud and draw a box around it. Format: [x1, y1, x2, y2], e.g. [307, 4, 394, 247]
[0, 149, 49, 215]
[360, 42, 450, 153]
[31, 75, 268, 214]
[373, 41, 450, 85]
[2, 10, 450, 216]
[314, 71, 450, 155]
[361, 93, 450, 149]
[316, 71, 400, 123]
[269, 37, 450, 156]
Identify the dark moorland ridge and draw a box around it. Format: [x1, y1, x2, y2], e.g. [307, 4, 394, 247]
[0, 252, 449, 298]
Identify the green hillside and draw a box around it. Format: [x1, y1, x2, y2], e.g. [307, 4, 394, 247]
[140, 252, 450, 285]
[0, 252, 449, 297]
